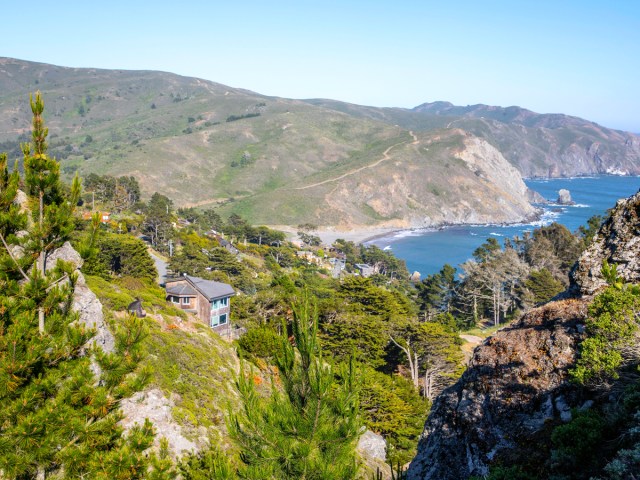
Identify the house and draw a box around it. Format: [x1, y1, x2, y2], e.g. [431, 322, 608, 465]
[296, 250, 322, 264]
[81, 211, 111, 223]
[354, 263, 375, 277]
[165, 275, 235, 333]
[208, 233, 240, 255]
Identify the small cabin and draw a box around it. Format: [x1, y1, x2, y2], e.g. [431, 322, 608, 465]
[165, 275, 235, 333]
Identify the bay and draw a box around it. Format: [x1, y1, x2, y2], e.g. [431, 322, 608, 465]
[367, 176, 640, 277]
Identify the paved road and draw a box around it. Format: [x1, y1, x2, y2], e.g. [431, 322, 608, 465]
[149, 251, 168, 285]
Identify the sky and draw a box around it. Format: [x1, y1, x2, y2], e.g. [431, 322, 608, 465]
[3, 1, 639, 131]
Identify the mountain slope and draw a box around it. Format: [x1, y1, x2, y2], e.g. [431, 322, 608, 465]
[0, 57, 542, 228]
[305, 99, 640, 178]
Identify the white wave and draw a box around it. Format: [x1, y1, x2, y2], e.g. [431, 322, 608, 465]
[383, 245, 392, 251]
[489, 232, 504, 237]
[571, 203, 590, 208]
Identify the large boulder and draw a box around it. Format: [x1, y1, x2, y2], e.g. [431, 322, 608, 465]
[556, 188, 575, 205]
[406, 300, 588, 479]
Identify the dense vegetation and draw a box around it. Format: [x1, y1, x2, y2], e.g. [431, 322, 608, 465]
[2, 92, 637, 480]
[0, 94, 162, 479]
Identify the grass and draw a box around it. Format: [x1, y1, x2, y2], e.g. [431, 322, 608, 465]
[85, 273, 241, 444]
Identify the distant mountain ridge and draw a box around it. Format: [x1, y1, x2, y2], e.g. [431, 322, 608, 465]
[0, 57, 637, 229]
[306, 99, 640, 178]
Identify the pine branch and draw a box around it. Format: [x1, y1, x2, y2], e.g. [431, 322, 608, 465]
[0, 230, 28, 281]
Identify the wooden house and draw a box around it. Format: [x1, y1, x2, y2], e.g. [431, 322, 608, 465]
[165, 275, 235, 333]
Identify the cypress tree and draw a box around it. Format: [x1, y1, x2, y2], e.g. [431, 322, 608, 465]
[0, 93, 154, 479]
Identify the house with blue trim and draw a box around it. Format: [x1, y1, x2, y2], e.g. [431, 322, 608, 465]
[165, 275, 235, 332]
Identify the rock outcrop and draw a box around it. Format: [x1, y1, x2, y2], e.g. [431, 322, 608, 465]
[406, 300, 588, 479]
[357, 430, 391, 480]
[556, 188, 574, 205]
[570, 190, 640, 296]
[407, 189, 640, 480]
[120, 389, 199, 457]
[48, 241, 116, 353]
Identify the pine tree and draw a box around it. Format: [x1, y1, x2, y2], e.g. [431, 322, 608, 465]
[0, 92, 155, 479]
[229, 293, 362, 479]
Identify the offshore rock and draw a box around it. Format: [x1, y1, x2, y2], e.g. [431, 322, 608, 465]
[556, 188, 574, 205]
[570, 189, 640, 296]
[406, 300, 588, 480]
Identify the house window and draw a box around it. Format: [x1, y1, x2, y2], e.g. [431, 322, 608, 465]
[181, 297, 190, 305]
[210, 313, 228, 328]
[220, 297, 228, 307]
[170, 296, 180, 304]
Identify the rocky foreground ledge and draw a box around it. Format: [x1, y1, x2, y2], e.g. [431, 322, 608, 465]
[407, 189, 640, 480]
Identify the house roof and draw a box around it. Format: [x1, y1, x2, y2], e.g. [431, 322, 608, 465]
[166, 283, 197, 296]
[167, 275, 235, 301]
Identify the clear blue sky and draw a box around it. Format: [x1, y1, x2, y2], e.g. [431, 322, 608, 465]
[3, 1, 639, 131]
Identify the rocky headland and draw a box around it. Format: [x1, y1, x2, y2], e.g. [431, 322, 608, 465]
[407, 189, 640, 480]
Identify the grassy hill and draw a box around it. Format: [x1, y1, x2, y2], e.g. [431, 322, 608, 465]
[3, 57, 634, 228]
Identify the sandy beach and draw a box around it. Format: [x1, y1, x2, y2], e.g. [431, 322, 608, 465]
[271, 225, 402, 245]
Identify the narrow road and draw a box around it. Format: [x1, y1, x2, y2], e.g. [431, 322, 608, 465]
[295, 132, 418, 191]
[149, 250, 168, 285]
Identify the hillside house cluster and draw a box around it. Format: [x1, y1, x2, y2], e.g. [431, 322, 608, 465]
[165, 275, 235, 334]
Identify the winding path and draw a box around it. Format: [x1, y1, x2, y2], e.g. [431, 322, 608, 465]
[295, 131, 419, 190]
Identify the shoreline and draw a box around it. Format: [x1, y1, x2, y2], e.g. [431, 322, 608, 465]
[273, 210, 544, 247]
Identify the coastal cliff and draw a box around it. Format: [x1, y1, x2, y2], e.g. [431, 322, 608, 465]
[407, 190, 640, 480]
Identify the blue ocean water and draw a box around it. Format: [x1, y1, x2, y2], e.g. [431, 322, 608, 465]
[367, 176, 640, 276]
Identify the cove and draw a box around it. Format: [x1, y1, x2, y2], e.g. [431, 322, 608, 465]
[367, 176, 640, 277]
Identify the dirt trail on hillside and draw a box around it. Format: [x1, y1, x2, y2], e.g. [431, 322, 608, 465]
[295, 131, 418, 191]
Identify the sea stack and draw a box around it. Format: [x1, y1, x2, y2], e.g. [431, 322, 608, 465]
[556, 188, 575, 205]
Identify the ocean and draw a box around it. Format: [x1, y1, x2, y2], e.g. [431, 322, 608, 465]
[367, 176, 640, 277]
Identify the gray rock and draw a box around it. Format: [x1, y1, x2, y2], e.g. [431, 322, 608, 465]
[406, 300, 588, 480]
[579, 400, 594, 411]
[46, 241, 83, 272]
[570, 190, 640, 296]
[357, 430, 387, 462]
[526, 188, 547, 204]
[73, 271, 115, 353]
[557, 188, 575, 205]
[119, 388, 198, 457]
[406, 189, 640, 480]
[14, 189, 28, 213]
[555, 395, 572, 422]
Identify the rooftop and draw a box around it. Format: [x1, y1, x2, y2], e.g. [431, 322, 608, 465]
[166, 275, 235, 301]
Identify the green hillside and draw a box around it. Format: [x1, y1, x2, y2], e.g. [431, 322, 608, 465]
[5, 57, 635, 228]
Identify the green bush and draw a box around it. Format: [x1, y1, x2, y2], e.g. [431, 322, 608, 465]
[236, 326, 285, 361]
[571, 285, 640, 384]
[550, 410, 606, 477]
